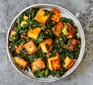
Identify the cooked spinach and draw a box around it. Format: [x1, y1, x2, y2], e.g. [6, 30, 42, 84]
[30, 19, 45, 29]
[44, 10, 53, 16]
[60, 17, 74, 25]
[46, 19, 56, 29]
[25, 8, 40, 20]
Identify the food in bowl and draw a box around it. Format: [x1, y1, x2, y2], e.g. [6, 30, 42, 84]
[9, 7, 81, 78]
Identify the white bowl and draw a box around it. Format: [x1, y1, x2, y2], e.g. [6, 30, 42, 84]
[6, 4, 85, 82]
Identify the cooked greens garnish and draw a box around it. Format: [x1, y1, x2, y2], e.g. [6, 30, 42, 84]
[30, 19, 45, 29]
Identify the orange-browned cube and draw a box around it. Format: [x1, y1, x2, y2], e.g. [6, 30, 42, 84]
[51, 22, 64, 36]
[34, 9, 50, 24]
[63, 56, 74, 69]
[27, 27, 41, 39]
[62, 23, 76, 38]
[31, 58, 45, 72]
[24, 40, 37, 55]
[15, 57, 28, 69]
[40, 38, 52, 53]
[48, 55, 61, 71]
[67, 23, 76, 38]
[51, 8, 61, 22]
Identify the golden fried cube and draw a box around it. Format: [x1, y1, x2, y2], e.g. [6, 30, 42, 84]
[31, 58, 45, 72]
[34, 9, 50, 24]
[48, 55, 61, 71]
[15, 57, 28, 69]
[40, 38, 52, 53]
[63, 56, 74, 69]
[27, 27, 41, 39]
[51, 8, 61, 22]
[24, 40, 37, 55]
[52, 22, 63, 36]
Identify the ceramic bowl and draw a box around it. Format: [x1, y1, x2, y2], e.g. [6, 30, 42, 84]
[7, 4, 85, 82]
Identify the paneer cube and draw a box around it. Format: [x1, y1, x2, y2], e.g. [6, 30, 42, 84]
[48, 54, 61, 71]
[68, 39, 77, 50]
[24, 40, 37, 55]
[15, 57, 28, 69]
[27, 27, 41, 39]
[31, 58, 45, 72]
[63, 56, 74, 69]
[40, 38, 52, 53]
[34, 9, 50, 24]
[67, 23, 76, 38]
[51, 8, 61, 22]
[62, 23, 76, 38]
[20, 21, 28, 27]
[51, 22, 64, 36]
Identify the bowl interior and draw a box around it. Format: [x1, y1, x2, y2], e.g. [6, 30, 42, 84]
[7, 4, 85, 82]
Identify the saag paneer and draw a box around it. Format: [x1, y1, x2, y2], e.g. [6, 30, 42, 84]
[9, 8, 81, 78]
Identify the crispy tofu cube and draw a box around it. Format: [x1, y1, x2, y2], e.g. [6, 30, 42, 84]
[51, 22, 64, 36]
[24, 40, 37, 55]
[52, 8, 60, 14]
[27, 27, 41, 39]
[34, 9, 50, 24]
[51, 8, 61, 22]
[20, 21, 28, 27]
[63, 56, 74, 69]
[48, 54, 61, 71]
[31, 58, 45, 72]
[15, 45, 23, 54]
[62, 23, 76, 38]
[40, 38, 52, 53]
[15, 57, 28, 69]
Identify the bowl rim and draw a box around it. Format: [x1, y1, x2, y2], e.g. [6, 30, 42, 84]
[6, 4, 85, 82]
